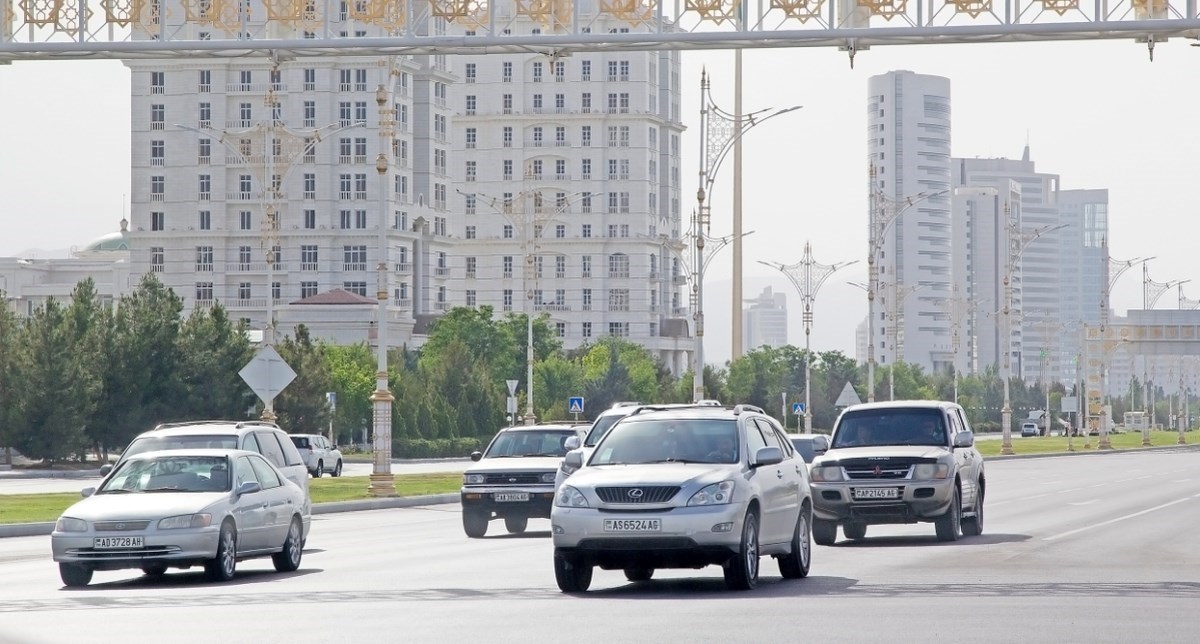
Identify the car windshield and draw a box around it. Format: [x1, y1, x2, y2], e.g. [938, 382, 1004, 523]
[98, 455, 232, 493]
[484, 429, 580, 458]
[583, 414, 624, 447]
[589, 418, 737, 465]
[831, 409, 948, 449]
[121, 435, 238, 460]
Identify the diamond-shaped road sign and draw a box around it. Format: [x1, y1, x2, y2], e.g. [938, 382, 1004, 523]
[239, 346, 297, 404]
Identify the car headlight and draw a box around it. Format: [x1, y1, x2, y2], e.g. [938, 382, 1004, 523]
[158, 514, 213, 530]
[913, 463, 951, 480]
[540, 472, 557, 484]
[688, 480, 735, 506]
[55, 517, 88, 533]
[556, 485, 589, 508]
[463, 473, 486, 485]
[811, 465, 845, 482]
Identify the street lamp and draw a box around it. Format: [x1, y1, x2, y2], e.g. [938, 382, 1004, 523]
[999, 202, 1068, 456]
[695, 69, 800, 400]
[760, 242, 856, 433]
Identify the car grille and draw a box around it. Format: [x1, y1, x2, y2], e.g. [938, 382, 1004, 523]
[595, 486, 680, 504]
[93, 521, 152, 532]
[69, 546, 181, 560]
[844, 465, 911, 480]
[483, 473, 545, 485]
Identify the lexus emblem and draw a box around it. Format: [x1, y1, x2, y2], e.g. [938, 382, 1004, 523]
[872, 466, 882, 477]
[627, 488, 644, 499]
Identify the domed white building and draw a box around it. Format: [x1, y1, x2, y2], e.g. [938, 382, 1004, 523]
[1, 219, 132, 318]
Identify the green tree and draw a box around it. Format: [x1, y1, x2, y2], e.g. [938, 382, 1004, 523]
[176, 304, 256, 421]
[63, 279, 107, 458]
[535, 355, 585, 421]
[11, 299, 89, 462]
[324, 343, 375, 445]
[0, 294, 20, 456]
[273, 325, 332, 433]
[726, 347, 785, 413]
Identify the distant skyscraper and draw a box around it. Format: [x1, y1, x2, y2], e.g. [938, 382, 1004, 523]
[867, 71, 953, 374]
[743, 286, 787, 353]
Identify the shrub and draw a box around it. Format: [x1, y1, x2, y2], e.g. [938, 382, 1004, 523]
[393, 437, 484, 459]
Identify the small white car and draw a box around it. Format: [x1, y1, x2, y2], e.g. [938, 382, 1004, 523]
[52, 449, 308, 587]
[289, 433, 343, 477]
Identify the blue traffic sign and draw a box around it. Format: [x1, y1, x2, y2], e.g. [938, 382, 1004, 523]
[568, 397, 585, 414]
[793, 402, 806, 415]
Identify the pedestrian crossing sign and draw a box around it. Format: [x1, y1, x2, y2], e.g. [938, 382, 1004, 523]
[568, 397, 585, 414]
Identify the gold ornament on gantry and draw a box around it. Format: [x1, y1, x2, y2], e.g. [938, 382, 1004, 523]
[515, 0, 573, 29]
[430, 0, 487, 24]
[18, 0, 93, 34]
[349, 0, 407, 32]
[944, 0, 991, 18]
[101, 0, 165, 33]
[685, 0, 736, 24]
[261, 0, 324, 29]
[769, 0, 824, 23]
[179, 0, 242, 33]
[856, 0, 908, 20]
[599, 0, 656, 26]
[1036, 0, 1078, 15]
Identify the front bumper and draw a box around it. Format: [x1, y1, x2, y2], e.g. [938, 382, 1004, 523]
[551, 504, 744, 570]
[811, 477, 956, 525]
[51, 527, 220, 572]
[460, 487, 556, 519]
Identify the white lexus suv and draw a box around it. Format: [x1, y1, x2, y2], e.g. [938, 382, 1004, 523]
[550, 405, 813, 592]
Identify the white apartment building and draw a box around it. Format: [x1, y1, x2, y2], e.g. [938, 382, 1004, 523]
[867, 71, 954, 375]
[447, 4, 692, 372]
[743, 286, 788, 353]
[125, 11, 458, 347]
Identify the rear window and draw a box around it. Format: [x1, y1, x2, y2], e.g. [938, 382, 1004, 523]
[290, 436, 310, 449]
[122, 435, 238, 459]
[584, 415, 624, 447]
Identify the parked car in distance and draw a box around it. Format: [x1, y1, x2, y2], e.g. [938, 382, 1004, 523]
[809, 400, 985, 545]
[51, 449, 307, 587]
[460, 423, 588, 538]
[551, 404, 813, 593]
[787, 433, 831, 464]
[1021, 422, 1041, 437]
[101, 421, 311, 530]
[289, 433, 343, 477]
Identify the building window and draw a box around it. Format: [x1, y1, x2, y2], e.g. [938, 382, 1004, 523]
[238, 246, 252, 270]
[344, 245, 367, 271]
[150, 175, 165, 201]
[197, 210, 210, 230]
[150, 246, 164, 272]
[582, 322, 592, 338]
[151, 211, 164, 231]
[150, 71, 164, 94]
[195, 246, 214, 272]
[238, 282, 252, 300]
[343, 281, 367, 297]
[195, 282, 214, 301]
[465, 225, 476, 239]
[582, 288, 592, 310]
[301, 281, 318, 298]
[301, 245, 319, 270]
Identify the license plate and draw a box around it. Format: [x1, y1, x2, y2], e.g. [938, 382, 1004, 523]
[604, 519, 661, 532]
[93, 536, 144, 549]
[494, 492, 530, 502]
[854, 487, 899, 500]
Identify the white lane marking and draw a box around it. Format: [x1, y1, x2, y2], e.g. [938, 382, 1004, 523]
[1068, 499, 1099, 506]
[1045, 494, 1200, 541]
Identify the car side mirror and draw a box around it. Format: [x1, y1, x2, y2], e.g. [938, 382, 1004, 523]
[752, 446, 783, 468]
[469, 451, 483, 462]
[81, 487, 96, 498]
[953, 431, 974, 448]
[235, 481, 262, 497]
[99, 464, 112, 476]
[564, 451, 583, 469]
[563, 435, 581, 451]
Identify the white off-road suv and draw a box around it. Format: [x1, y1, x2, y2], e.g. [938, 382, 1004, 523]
[809, 400, 985, 545]
[551, 404, 813, 592]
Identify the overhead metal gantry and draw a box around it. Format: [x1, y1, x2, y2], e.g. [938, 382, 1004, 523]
[1, 0, 1198, 63]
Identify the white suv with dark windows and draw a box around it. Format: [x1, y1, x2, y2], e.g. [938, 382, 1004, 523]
[289, 433, 343, 477]
[551, 404, 813, 592]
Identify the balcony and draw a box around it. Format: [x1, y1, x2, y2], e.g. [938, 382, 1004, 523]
[343, 262, 367, 271]
[226, 262, 267, 272]
[229, 298, 268, 309]
[435, 267, 450, 277]
[535, 303, 570, 312]
[301, 262, 319, 271]
[394, 262, 412, 274]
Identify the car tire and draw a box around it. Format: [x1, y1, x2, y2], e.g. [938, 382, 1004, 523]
[59, 563, 93, 588]
[272, 517, 304, 573]
[722, 510, 760, 591]
[463, 510, 489, 538]
[554, 550, 593, 593]
[778, 504, 812, 579]
[141, 565, 168, 578]
[843, 521, 868, 541]
[624, 567, 654, 582]
[205, 522, 238, 582]
[313, 460, 323, 478]
[332, 460, 342, 477]
[812, 518, 837, 546]
[935, 486, 962, 542]
[961, 486, 984, 537]
[504, 516, 528, 534]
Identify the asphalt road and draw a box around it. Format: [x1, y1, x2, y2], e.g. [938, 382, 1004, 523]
[1, 449, 1198, 643]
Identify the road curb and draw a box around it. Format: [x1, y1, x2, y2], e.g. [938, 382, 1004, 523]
[0, 493, 461, 540]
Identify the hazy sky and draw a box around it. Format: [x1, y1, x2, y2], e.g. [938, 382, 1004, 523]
[2, 38, 1197, 365]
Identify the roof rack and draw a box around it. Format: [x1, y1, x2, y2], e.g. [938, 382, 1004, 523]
[733, 404, 765, 416]
[150, 419, 279, 431]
